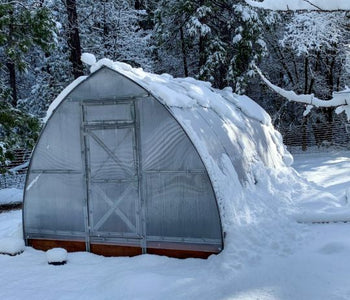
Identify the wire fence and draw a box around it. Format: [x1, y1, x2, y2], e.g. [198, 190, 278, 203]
[0, 173, 26, 190]
[0, 149, 31, 190]
[281, 119, 350, 153]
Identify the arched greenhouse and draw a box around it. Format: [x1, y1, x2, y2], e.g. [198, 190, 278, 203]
[23, 59, 290, 258]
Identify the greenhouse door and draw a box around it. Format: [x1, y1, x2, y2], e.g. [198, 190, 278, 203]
[82, 101, 143, 256]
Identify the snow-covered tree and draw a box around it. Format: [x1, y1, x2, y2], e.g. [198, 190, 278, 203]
[155, 0, 274, 92]
[246, 0, 350, 128]
[0, 2, 56, 106]
[0, 101, 40, 173]
[79, 0, 153, 70]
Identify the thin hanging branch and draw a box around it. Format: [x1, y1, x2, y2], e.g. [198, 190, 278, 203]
[254, 65, 350, 108]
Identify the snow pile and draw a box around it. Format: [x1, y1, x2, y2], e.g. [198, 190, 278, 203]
[0, 188, 23, 205]
[46, 248, 67, 265]
[81, 53, 96, 66]
[0, 210, 25, 255]
[0, 237, 24, 256]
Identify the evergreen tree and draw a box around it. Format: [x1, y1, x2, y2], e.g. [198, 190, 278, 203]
[154, 0, 273, 91]
[0, 2, 56, 106]
[0, 101, 41, 173]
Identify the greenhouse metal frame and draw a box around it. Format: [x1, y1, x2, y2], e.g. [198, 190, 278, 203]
[23, 67, 224, 258]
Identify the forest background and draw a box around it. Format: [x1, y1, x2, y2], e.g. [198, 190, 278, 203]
[0, 0, 349, 168]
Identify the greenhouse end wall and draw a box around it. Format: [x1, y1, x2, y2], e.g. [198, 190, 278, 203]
[23, 67, 223, 258]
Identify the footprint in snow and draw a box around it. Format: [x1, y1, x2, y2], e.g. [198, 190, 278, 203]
[318, 242, 347, 255]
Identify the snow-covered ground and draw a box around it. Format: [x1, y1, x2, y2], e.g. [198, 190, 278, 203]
[1, 151, 350, 300]
[0, 188, 23, 205]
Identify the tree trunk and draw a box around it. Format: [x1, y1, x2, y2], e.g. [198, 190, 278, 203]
[7, 7, 17, 106]
[64, 0, 83, 78]
[180, 26, 189, 77]
[6, 61, 17, 107]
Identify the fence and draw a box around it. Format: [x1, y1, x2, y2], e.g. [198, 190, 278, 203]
[0, 173, 26, 189]
[0, 149, 31, 190]
[281, 119, 350, 153]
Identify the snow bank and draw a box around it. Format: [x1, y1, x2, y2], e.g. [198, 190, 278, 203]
[0, 237, 24, 256]
[0, 188, 23, 205]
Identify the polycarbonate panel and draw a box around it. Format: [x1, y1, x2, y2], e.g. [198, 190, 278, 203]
[139, 97, 205, 171]
[85, 103, 133, 123]
[67, 67, 147, 102]
[195, 107, 249, 181]
[31, 101, 82, 171]
[24, 173, 85, 233]
[87, 127, 136, 180]
[170, 106, 249, 182]
[145, 172, 222, 240]
[89, 182, 139, 237]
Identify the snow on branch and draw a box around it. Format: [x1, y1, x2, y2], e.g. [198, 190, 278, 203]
[244, 0, 350, 11]
[254, 65, 350, 120]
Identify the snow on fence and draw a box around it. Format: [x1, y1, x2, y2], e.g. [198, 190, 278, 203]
[0, 149, 31, 190]
[0, 173, 27, 190]
[281, 119, 350, 153]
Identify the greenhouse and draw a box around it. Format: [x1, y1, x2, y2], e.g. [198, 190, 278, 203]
[23, 59, 290, 258]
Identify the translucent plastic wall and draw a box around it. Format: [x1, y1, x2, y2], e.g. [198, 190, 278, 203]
[24, 100, 86, 237]
[139, 97, 222, 245]
[24, 67, 223, 252]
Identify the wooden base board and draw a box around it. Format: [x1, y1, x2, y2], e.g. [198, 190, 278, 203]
[28, 239, 86, 252]
[27, 239, 220, 259]
[147, 248, 215, 259]
[90, 243, 142, 257]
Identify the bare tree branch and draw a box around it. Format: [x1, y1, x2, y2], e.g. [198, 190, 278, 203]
[302, 0, 322, 10]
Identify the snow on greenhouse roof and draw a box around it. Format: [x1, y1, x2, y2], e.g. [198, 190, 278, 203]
[89, 58, 272, 126]
[45, 57, 271, 126]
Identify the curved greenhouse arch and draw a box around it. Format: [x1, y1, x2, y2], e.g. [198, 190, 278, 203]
[23, 66, 224, 259]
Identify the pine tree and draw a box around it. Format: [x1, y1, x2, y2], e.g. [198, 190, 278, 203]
[0, 2, 56, 106]
[154, 0, 273, 91]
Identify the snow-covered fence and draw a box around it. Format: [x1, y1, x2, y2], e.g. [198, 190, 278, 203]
[0, 173, 26, 189]
[281, 119, 350, 152]
[0, 149, 31, 190]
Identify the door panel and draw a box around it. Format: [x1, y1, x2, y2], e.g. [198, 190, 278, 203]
[89, 181, 139, 237]
[83, 102, 141, 245]
[88, 128, 136, 180]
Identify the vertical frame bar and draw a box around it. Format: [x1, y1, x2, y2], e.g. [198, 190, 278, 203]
[134, 99, 147, 253]
[81, 103, 92, 252]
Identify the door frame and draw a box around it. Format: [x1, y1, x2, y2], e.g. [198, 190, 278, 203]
[80, 99, 146, 254]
